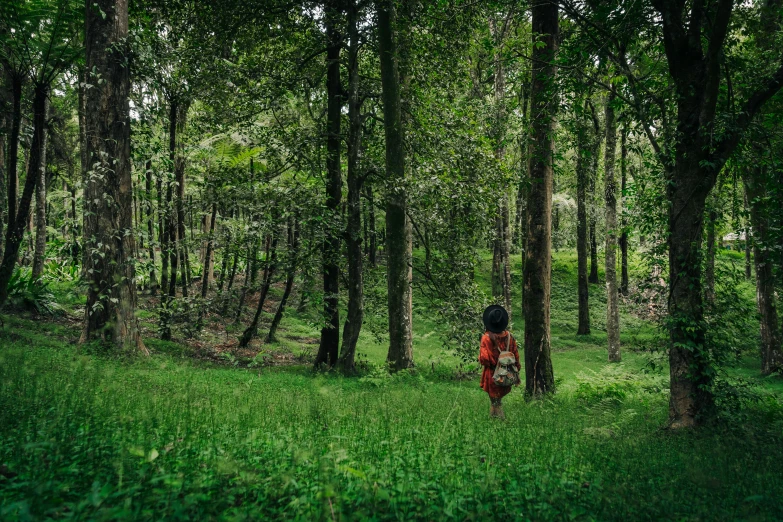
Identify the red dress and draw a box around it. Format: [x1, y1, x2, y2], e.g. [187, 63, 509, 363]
[478, 331, 520, 399]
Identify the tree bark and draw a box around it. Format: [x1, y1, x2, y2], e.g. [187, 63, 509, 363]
[588, 102, 600, 284]
[31, 109, 49, 281]
[339, 0, 364, 375]
[576, 103, 591, 335]
[705, 207, 716, 303]
[0, 83, 47, 306]
[174, 101, 190, 297]
[0, 111, 5, 259]
[80, 0, 146, 354]
[744, 170, 783, 374]
[604, 93, 620, 363]
[201, 202, 217, 299]
[620, 125, 629, 296]
[6, 74, 22, 234]
[366, 185, 377, 266]
[240, 230, 279, 348]
[266, 219, 297, 344]
[523, 0, 557, 397]
[145, 160, 158, 293]
[314, 1, 343, 369]
[378, 0, 414, 371]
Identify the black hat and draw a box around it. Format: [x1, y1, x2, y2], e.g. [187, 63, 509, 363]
[483, 305, 509, 333]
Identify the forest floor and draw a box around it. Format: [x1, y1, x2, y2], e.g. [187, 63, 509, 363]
[1, 250, 782, 520]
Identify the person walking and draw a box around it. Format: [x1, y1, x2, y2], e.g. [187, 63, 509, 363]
[479, 305, 520, 419]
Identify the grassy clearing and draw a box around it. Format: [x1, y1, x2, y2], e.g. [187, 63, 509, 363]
[1, 250, 782, 520]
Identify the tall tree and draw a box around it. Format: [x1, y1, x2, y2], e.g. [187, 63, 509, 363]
[604, 92, 620, 362]
[648, 0, 783, 426]
[339, 0, 364, 375]
[523, 0, 557, 396]
[575, 100, 591, 335]
[80, 0, 146, 353]
[378, 0, 414, 371]
[314, 0, 343, 369]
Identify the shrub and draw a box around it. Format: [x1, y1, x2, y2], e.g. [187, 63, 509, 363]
[5, 268, 60, 315]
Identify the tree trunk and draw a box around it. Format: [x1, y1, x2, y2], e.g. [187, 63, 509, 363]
[145, 161, 158, 293]
[239, 231, 279, 347]
[744, 172, 783, 375]
[0, 83, 47, 306]
[523, 0, 557, 397]
[367, 185, 377, 266]
[31, 117, 49, 281]
[174, 101, 190, 297]
[620, 126, 629, 296]
[744, 192, 752, 281]
[604, 94, 620, 363]
[78, 66, 88, 275]
[201, 202, 217, 299]
[705, 208, 717, 303]
[588, 102, 600, 284]
[576, 104, 591, 335]
[339, 1, 364, 375]
[266, 219, 297, 344]
[6, 74, 22, 234]
[378, 0, 414, 371]
[80, 0, 146, 354]
[314, 2, 343, 370]
[0, 111, 5, 259]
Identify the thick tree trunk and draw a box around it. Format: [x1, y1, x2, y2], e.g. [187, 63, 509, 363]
[339, 1, 364, 375]
[80, 0, 146, 353]
[266, 219, 297, 344]
[240, 231, 279, 347]
[378, 0, 414, 371]
[523, 0, 557, 397]
[620, 126, 629, 296]
[744, 172, 783, 374]
[0, 84, 47, 306]
[604, 94, 620, 363]
[576, 105, 591, 335]
[315, 2, 342, 369]
[31, 117, 49, 281]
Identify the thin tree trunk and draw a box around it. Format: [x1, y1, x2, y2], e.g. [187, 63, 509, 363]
[705, 208, 717, 303]
[31, 120, 49, 281]
[234, 242, 255, 323]
[266, 219, 297, 344]
[6, 74, 22, 234]
[367, 185, 377, 267]
[523, 0, 558, 397]
[604, 93, 620, 363]
[0, 111, 5, 259]
[78, 66, 88, 275]
[378, 0, 414, 371]
[239, 232, 279, 347]
[576, 103, 591, 335]
[145, 160, 158, 292]
[620, 126, 629, 296]
[201, 202, 217, 299]
[80, 0, 146, 353]
[0, 83, 47, 306]
[588, 102, 600, 284]
[315, 2, 343, 369]
[174, 101, 190, 297]
[339, 1, 364, 375]
[744, 192, 752, 281]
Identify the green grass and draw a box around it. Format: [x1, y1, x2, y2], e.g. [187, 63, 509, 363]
[1, 249, 782, 520]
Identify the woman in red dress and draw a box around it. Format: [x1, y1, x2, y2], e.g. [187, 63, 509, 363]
[478, 305, 520, 419]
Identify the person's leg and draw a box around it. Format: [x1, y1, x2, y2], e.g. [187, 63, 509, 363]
[495, 398, 505, 420]
[490, 397, 502, 418]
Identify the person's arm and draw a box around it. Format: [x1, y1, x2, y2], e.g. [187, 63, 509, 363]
[478, 334, 495, 369]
